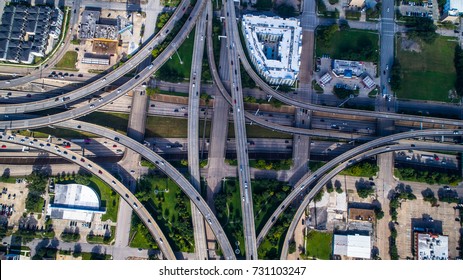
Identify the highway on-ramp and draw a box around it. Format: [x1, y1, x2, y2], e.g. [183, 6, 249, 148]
[255, 129, 463, 251]
[187, 5, 209, 260]
[0, 0, 192, 114]
[225, 0, 258, 259]
[55, 120, 236, 260]
[280, 141, 463, 259]
[0, 0, 208, 130]
[0, 132, 175, 259]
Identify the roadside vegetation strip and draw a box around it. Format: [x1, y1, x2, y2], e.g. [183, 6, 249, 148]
[214, 178, 245, 259]
[257, 207, 296, 259]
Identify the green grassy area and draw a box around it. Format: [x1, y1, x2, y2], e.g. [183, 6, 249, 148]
[0, 176, 18, 183]
[145, 115, 211, 138]
[54, 51, 78, 71]
[19, 128, 96, 139]
[129, 214, 159, 249]
[316, 29, 379, 62]
[134, 175, 194, 252]
[214, 178, 245, 258]
[229, 123, 292, 139]
[57, 175, 119, 222]
[79, 112, 129, 135]
[396, 36, 457, 102]
[302, 230, 332, 260]
[157, 29, 195, 82]
[81, 252, 112, 260]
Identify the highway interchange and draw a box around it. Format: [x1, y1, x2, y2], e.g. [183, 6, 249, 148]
[1, 0, 462, 260]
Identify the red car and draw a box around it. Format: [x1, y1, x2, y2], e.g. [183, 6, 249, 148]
[1, 145, 6, 148]
[80, 158, 85, 162]
[98, 170, 103, 174]
[113, 144, 117, 148]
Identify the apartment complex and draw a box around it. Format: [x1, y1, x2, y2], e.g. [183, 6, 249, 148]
[241, 14, 302, 86]
[0, 5, 63, 64]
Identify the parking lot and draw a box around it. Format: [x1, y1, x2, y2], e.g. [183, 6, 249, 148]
[315, 57, 379, 97]
[399, 0, 438, 21]
[0, 180, 36, 229]
[395, 193, 461, 259]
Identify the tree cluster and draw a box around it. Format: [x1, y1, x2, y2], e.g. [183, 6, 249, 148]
[342, 161, 379, 177]
[151, 14, 187, 59]
[155, 12, 172, 33]
[258, 209, 296, 259]
[437, 187, 460, 204]
[317, 24, 339, 47]
[394, 167, 461, 185]
[254, 159, 293, 171]
[274, 2, 297, 18]
[405, 17, 437, 44]
[421, 188, 438, 206]
[25, 172, 48, 212]
[389, 184, 416, 221]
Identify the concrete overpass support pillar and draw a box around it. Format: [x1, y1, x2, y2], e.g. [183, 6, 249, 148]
[290, 109, 311, 185]
[114, 90, 149, 249]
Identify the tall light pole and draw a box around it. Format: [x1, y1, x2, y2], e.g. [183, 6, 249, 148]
[172, 42, 183, 65]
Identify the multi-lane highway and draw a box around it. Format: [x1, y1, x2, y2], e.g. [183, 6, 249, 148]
[0, 0, 193, 114]
[256, 129, 462, 250]
[0, 0, 207, 130]
[224, 0, 257, 259]
[187, 5, 209, 260]
[0, 132, 175, 259]
[55, 120, 236, 260]
[280, 142, 463, 259]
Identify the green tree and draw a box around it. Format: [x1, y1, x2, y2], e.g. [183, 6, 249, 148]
[405, 17, 437, 44]
[390, 58, 402, 91]
[288, 240, 297, 254]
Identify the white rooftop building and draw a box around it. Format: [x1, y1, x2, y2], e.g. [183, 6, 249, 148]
[416, 233, 449, 260]
[241, 14, 302, 86]
[333, 234, 371, 259]
[47, 184, 105, 222]
[449, 0, 463, 14]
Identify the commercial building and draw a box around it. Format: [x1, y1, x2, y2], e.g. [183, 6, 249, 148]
[415, 233, 449, 260]
[241, 14, 302, 86]
[332, 59, 365, 78]
[81, 53, 110, 65]
[47, 184, 105, 222]
[0, 5, 63, 64]
[447, 0, 463, 14]
[333, 233, 371, 259]
[79, 10, 118, 41]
